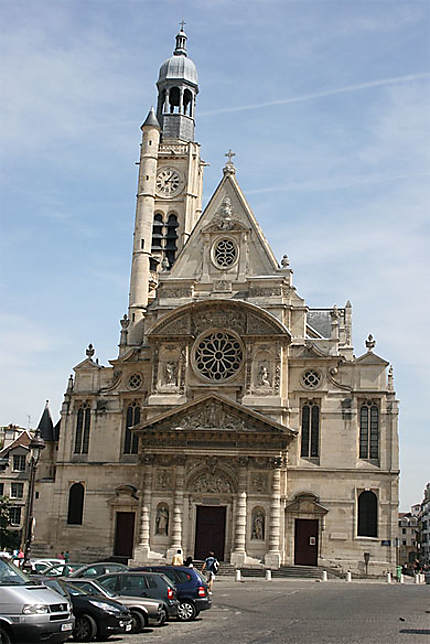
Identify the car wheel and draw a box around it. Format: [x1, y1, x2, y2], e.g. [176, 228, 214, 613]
[177, 600, 197, 622]
[73, 613, 97, 642]
[130, 608, 147, 634]
[156, 607, 167, 626]
[0, 626, 11, 644]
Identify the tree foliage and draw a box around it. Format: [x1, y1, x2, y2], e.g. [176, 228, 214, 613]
[0, 496, 21, 550]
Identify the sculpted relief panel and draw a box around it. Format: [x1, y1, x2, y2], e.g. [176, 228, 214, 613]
[192, 471, 234, 494]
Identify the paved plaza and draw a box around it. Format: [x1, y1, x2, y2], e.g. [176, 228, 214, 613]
[97, 578, 430, 644]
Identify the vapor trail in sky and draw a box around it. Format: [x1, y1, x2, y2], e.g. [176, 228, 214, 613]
[200, 72, 430, 116]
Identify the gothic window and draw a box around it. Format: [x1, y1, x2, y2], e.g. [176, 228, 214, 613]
[165, 213, 179, 267]
[301, 369, 322, 389]
[151, 213, 164, 251]
[67, 482, 85, 525]
[301, 401, 320, 458]
[123, 402, 140, 455]
[212, 238, 238, 269]
[251, 507, 265, 540]
[359, 401, 379, 459]
[74, 403, 91, 454]
[357, 490, 378, 537]
[194, 331, 243, 382]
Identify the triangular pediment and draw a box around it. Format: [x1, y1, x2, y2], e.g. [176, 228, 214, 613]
[134, 394, 296, 439]
[166, 170, 280, 280]
[355, 351, 389, 366]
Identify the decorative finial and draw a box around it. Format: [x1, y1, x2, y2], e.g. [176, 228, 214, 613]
[174, 23, 188, 56]
[345, 300, 352, 309]
[281, 254, 290, 268]
[161, 256, 170, 272]
[86, 343, 95, 358]
[330, 304, 339, 320]
[223, 149, 236, 175]
[44, 400, 49, 409]
[365, 334, 376, 351]
[388, 365, 394, 391]
[179, 18, 186, 31]
[67, 375, 74, 392]
[120, 314, 130, 330]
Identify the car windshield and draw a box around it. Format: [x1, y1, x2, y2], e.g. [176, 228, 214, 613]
[73, 580, 116, 599]
[0, 559, 31, 586]
[63, 582, 89, 596]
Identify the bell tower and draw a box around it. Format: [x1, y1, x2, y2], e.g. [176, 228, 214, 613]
[127, 25, 204, 345]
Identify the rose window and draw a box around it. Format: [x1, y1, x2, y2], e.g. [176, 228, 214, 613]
[213, 238, 237, 268]
[301, 369, 322, 389]
[128, 373, 143, 390]
[194, 331, 243, 381]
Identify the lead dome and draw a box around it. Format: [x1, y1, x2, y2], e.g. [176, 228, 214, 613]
[158, 29, 198, 87]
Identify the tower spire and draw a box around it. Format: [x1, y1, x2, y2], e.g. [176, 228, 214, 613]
[174, 21, 188, 56]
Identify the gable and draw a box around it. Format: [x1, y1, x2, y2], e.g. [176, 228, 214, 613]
[166, 170, 279, 281]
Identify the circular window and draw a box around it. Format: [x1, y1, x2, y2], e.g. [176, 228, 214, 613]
[213, 238, 238, 269]
[301, 369, 322, 389]
[194, 331, 243, 381]
[128, 373, 143, 390]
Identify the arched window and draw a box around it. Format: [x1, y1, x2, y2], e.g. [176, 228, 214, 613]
[74, 403, 90, 454]
[301, 401, 320, 458]
[67, 482, 85, 525]
[169, 87, 180, 113]
[183, 89, 193, 116]
[123, 402, 140, 454]
[151, 213, 164, 251]
[165, 213, 179, 267]
[251, 507, 265, 540]
[358, 490, 378, 537]
[359, 401, 379, 459]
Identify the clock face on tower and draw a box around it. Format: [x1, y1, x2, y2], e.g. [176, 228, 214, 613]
[155, 167, 184, 198]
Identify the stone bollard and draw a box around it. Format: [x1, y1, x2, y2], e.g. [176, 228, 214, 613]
[265, 569, 272, 581]
[235, 569, 241, 582]
[386, 572, 391, 584]
[322, 570, 328, 582]
[400, 574, 404, 584]
[346, 571, 352, 582]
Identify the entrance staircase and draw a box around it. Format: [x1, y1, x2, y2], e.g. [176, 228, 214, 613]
[216, 563, 336, 580]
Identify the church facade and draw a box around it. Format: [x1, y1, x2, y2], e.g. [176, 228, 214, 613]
[34, 28, 399, 574]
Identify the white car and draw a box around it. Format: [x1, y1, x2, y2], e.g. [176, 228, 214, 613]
[30, 558, 65, 574]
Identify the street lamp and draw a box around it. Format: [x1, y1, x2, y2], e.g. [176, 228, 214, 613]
[22, 430, 45, 570]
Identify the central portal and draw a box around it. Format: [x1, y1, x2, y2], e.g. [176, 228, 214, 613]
[194, 506, 226, 561]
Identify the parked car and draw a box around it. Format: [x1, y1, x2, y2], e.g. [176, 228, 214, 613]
[132, 565, 212, 621]
[0, 559, 74, 643]
[71, 577, 167, 633]
[29, 558, 64, 574]
[68, 562, 127, 578]
[40, 577, 132, 641]
[96, 571, 179, 620]
[42, 563, 87, 577]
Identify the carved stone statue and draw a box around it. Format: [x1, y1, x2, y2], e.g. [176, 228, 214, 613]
[252, 509, 265, 540]
[257, 363, 271, 387]
[155, 505, 169, 536]
[164, 362, 177, 386]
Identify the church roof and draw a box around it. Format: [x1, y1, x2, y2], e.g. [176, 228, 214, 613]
[37, 401, 55, 441]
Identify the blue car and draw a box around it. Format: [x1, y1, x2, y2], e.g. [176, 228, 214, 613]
[132, 565, 212, 621]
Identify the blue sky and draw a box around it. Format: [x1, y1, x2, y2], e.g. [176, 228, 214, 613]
[1, 0, 429, 511]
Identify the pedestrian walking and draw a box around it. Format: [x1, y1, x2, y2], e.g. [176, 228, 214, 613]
[64, 550, 70, 563]
[201, 551, 219, 592]
[184, 556, 194, 567]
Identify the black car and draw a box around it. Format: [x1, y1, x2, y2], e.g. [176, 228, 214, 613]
[40, 578, 132, 641]
[96, 571, 179, 619]
[132, 565, 212, 621]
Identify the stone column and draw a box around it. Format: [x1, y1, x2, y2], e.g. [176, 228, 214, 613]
[133, 455, 154, 563]
[167, 458, 185, 560]
[231, 457, 248, 566]
[265, 458, 282, 568]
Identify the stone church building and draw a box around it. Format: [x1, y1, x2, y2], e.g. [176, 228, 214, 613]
[34, 28, 399, 574]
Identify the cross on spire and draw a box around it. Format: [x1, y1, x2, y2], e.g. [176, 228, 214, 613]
[225, 149, 235, 164]
[179, 18, 186, 31]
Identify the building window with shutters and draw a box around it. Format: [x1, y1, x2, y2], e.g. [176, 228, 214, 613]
[123, 402, 140, 454]
[300, 400, 320, 458]
[359, 400, 379, 460]
[74, 403, 91, 454]
[67, 482, 85, 525]
[357, 490, 378, 537]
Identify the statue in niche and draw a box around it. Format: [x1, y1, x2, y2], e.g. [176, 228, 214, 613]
[155, 505, 169, 536]
[257, 363, 271, 387]
[164, 362, 177, 386]
[252, 509, 265, 540]
[157, 470, 171, 489]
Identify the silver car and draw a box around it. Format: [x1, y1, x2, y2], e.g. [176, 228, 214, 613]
[69, 577, 167, 633]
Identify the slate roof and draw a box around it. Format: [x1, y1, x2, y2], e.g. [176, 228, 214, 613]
[37, 402, 55, 441]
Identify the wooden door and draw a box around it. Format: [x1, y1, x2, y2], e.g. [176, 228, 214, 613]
[294, 518, 318, 566]
[114, 512, 135, 558]
[194, 506, 226, 561]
